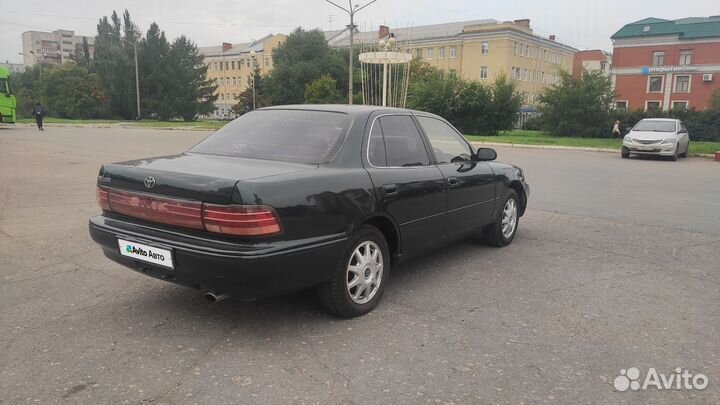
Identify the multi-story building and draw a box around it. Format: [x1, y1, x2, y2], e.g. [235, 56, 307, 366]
[199, 34, 286, 118]
[327, 19, 576, 106]
[21, 30, 94, 66]
[611, 16, 720, 111]
[572, 50, 612, 80]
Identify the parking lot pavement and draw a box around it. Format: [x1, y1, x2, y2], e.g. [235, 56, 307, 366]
[1, 125, 718, 405]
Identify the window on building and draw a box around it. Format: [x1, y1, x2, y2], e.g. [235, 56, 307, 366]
[541, 72, 545, 83]
[674, 75, 690, 92]
[481, 41, 489, 54]
[652, 51, 665, 66]
[449, 69, 457, 75]
[679, 50, 693, 65]
[648, 76, 664, 92]
[523, 69, 528, 81]
[438, 47, 445, 59]
[231, 61, 235, 70]
[600, 61, 607, 71]
[514, 42, 518, 55]
[615, 101, 628, 110]
[416, 48, 423, 58]
[480, 66, 488, 79]
[450, 47, 457, 59]
[224, 61, 228, 70]
[427, 48, 433, 59]
[265, 57, 270, 67]
[220, 93, 224, 100]
[524, 45, 529, 57]
[672, 101, 688, 110]
[646, 101, 661, 111]
[247, 61, 251, 68]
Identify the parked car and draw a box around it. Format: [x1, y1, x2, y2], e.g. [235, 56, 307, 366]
[89, 105, 529, 317]
[621, 118, 690, 161]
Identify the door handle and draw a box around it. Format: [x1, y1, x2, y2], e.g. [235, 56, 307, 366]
[382, 184, 398, 196]
[447, 177, 460, 188]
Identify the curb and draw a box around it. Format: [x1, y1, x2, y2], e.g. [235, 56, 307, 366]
[469, 141, 715, 159]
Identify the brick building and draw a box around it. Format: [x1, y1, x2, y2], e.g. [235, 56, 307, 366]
[572, 50, 612, 80]
[611, 16, 720, 111]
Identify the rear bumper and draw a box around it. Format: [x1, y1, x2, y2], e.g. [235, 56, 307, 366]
[89, 215, 348, 298]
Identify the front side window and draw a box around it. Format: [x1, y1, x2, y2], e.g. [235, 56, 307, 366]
[674, 76, 690, 92]
[648, 76, 663, 92]
[417, 117, 472, 164]
[652, 51, 665, 66]
[190, 110, 350, 164]
[376, 115, 430, 167]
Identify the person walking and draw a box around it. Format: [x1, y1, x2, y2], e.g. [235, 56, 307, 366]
[612, 120, 621, 138]
[32, 102, 46, 131]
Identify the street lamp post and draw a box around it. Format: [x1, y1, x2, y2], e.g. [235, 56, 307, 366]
[107, 31, 161, 120]
[19, 52, 42, 81]
[325, 0, 379, 105]
[250, 50, 257, 110]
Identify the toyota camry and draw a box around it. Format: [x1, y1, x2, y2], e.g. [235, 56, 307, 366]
[89, 105, 529, 317]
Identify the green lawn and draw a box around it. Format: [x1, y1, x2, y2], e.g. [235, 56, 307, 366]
[17, 117, 123, 124]
[465, 130, 720, 155]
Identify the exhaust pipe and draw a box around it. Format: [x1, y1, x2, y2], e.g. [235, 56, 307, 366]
[204, 291, 229, 303]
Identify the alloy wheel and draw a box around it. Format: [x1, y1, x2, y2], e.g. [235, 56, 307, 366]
[346, 241, 383, 304]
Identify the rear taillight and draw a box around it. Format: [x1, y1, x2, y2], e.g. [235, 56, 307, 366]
[202, 204, 282, 236]
[97, 187, 110, 210]
[108, 189, 204, 230]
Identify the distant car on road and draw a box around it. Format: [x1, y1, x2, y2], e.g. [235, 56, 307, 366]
[622, 118, 690, 161]
[89, 105, 529, 317]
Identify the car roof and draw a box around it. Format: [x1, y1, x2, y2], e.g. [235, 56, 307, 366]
[260, 104, 434, 118]
[640, 118, 679, 122]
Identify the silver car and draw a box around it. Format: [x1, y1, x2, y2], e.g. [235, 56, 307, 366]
[622, 118, 690, 161]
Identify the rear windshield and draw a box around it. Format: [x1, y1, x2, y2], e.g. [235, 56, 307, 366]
[190, 110, 350, 164]
[632, 120, 676, 132]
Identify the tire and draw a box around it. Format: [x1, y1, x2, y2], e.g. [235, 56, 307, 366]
[679, 142, 689, 158]
[317, 225, 390, 318]
[670, 144, 679, 161]
[621, 147, 630, 159]
[483, 190, 520, 247]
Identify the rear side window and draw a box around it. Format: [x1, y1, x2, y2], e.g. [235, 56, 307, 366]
[190, 110, 350, 164]
[375, 115, 430, 167]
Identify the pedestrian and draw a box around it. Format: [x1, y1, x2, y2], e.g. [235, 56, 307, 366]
[612, 120, 621, 138]
[32, 102, 46, 131]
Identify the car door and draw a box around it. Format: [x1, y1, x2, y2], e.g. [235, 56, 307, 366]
[414, 115, 497, 238]
[364, 114, 447, 255]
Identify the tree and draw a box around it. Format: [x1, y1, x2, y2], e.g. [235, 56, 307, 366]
[166, 36, 218, 121]
[94, 10, 137, 119]
[232, 66, 269, 116]
[38, 63, 108, 119]
[305, 75, 343, 104]
[537, 69, 615, 137]
[263, 28, 347, 105]
[138, 22, 173, 119]
[407, 70, 522, 135]
[710, 88, 720, 111]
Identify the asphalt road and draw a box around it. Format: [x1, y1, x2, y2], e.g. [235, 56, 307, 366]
[1, 125, 718, 405]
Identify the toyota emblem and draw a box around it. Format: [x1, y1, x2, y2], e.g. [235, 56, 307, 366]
[144, 176, 156, 189]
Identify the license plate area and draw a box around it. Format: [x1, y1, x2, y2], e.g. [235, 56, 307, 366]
[118, 238, 174, 269]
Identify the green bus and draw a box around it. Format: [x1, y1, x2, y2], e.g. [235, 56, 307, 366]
[0, 66, 17, 124]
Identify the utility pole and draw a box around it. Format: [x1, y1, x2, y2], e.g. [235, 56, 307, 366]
[108, 30, 161, 120]
[325, 0, 378, 104]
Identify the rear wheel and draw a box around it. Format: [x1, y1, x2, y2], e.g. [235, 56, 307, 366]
[483, 190, 519, 247]
[621, 147, 630, 159]
[317, 225, 389, 318]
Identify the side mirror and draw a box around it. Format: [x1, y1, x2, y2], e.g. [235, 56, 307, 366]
[475, 147, 497, 161]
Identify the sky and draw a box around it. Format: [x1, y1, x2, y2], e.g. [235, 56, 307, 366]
[1, 0, 718, 64]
